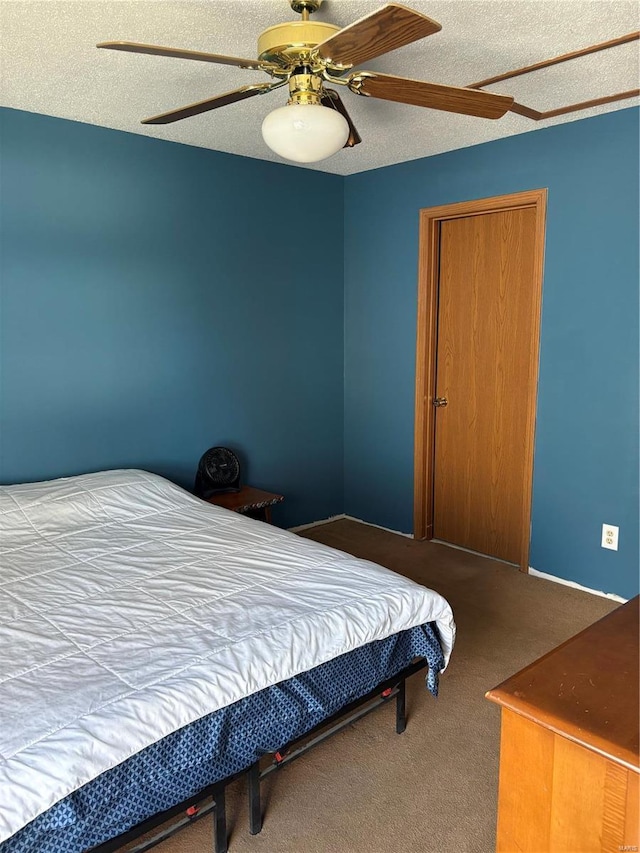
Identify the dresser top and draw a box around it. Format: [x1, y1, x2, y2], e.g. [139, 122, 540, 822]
[486, 595, 639, 771]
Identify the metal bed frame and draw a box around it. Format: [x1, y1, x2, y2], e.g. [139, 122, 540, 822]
[247, 657, 426, 837]
[89, 780, 230, 853]
[88, 658, 428, 853]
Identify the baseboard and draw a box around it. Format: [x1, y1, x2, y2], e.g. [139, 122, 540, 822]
[290, 514, 412, 539]
[288, 514, 347, 533]
[289, 514, 413, 538]
[342, 515, 413, 538]
[528, 567, 627, 603]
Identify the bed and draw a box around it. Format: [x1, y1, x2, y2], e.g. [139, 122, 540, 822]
[0, 469, 455, 852]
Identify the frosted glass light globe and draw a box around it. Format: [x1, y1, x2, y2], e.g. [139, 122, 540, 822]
[262, 103, 349, 163]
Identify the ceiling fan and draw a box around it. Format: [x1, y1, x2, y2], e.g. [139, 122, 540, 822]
[98, 1, 515, 164]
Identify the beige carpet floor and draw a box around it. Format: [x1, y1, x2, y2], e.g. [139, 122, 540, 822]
[127, 519, 618, 853]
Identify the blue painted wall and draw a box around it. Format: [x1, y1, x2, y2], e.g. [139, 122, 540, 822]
[0, 108, 345, 527]
[343, 107, 639, 599]
[1, 106, 637, 597]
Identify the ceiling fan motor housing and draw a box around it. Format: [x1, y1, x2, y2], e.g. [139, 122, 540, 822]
[257, 21, 343, 72]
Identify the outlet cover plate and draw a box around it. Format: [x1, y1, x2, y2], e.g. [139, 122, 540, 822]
[601, 524, 619, 551]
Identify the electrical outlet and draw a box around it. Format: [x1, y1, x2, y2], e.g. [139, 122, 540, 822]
[601, 524, 619, 551]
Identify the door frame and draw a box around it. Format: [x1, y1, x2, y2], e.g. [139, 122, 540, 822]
[413, 189, 547, 571]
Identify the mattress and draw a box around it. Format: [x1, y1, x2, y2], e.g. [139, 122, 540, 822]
[0, 469, 455, 844]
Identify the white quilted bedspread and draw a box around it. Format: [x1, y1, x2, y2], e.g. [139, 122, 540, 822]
[0, 469, 455, 842]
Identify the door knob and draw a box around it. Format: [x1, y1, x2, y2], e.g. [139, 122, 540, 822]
[433, 397, 448, 407]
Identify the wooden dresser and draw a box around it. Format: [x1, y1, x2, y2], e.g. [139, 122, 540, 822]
[486, 595, 639, 853]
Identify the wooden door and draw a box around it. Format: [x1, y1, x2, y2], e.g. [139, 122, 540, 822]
[414, 191, 546, 568]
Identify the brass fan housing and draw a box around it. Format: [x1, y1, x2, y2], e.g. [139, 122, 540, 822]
[257, 20, 341, 71]
[288, 72, 323, 105]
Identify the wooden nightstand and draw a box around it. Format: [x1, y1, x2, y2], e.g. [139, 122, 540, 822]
[203, 485, 284, 523]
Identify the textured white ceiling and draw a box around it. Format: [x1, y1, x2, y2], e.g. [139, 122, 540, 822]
[1, 0, 638, 175]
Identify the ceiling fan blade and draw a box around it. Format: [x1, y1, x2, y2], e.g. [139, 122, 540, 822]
[321, 89, 362, 148]
[315, 4, 441, 68]
[351, 72, 514, 119]
[141, 83, 276, 125]
[97, 41, 271, 71]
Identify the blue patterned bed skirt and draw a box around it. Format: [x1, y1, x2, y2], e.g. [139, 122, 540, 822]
[3, 623, 444, 853]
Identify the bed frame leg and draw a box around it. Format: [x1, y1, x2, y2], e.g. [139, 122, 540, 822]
[248, 761, 262, 835]
[396, 678, 406, 734]
[213, 784, 227, 853]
